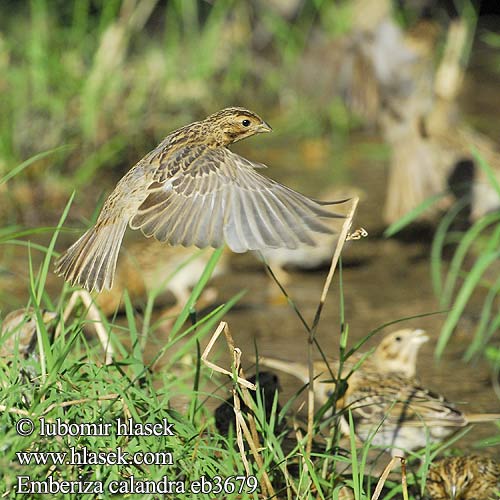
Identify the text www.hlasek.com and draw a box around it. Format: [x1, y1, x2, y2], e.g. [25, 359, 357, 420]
[17, 446, 173, 466]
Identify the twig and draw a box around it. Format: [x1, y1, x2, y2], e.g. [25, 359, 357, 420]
[231, 348, 252, 477]
[202, 321, 275, 497]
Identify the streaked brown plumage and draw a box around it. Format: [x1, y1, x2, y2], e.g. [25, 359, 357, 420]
[257, 328, 429, 404]
[345, 371, 500, 456]
[258, 329, 500, 456]
[56, 107, 345, 292]
[426, 455, 499, 500]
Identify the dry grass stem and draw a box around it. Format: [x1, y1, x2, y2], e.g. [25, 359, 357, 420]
[42, 394, 121, 415]
[202, 321, 275, 496]
[306, 197, 359, 458]
[0, 405, 31, 416]
[201, 321, 256, 390]
[371, 456, 407, 500]
[0, 394, 120, 417]
[57, 291, 114, 365]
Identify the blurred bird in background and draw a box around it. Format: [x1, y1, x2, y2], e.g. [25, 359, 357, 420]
[343, 370, 500, 456]
[0, 308, 56, 361]
[96, 240, 229, 316]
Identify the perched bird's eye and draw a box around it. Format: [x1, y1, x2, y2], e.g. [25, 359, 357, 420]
[242, 119, 251, 127]
[395, 336, 401, 342]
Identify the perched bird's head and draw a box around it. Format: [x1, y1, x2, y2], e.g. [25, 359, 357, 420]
[373, 328, 428, 378]
[427, 456, 488, 500]
[205, 107, 272, 146]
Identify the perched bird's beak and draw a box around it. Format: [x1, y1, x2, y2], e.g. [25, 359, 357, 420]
[411, 329, 429, 344]
[41, 310, 58, 323]
[450, 485, 457, 500]
[257, 121, 272, 133]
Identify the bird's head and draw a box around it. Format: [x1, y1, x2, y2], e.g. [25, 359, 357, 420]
[442, 458, 473, 500]
[373, 328, 428, 377]
[205, 107, 272, 146]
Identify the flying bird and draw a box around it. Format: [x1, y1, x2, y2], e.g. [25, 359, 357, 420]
[56, 107, 346, 292]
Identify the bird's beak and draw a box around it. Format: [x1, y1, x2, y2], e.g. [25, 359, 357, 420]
[450, 485, 457, 500]
[42, 311, 58, 323]
[257, 121, 272, 133]
[412, 329, 429, 344]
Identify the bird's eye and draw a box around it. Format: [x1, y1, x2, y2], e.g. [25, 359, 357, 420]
[395, 336, 402, 342]
[242, 119, 251, 127]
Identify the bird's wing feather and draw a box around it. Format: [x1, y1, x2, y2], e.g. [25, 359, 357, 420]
[347, 373, 467, 427]
[130, 145, 344, 252]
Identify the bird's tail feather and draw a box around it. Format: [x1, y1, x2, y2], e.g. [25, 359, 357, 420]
[465, 413, 500, 423]
[55, 220, 127, 292]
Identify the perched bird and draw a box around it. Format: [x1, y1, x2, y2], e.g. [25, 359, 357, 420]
[257, 328, 429, 405]
[56, 107, 345, 292]
[0, 308, 57, 360]
[426, 455, 499, 500]
[258, 330, 500, 456]
[95, 240, 229, 315]
[344, 370, 500, 457]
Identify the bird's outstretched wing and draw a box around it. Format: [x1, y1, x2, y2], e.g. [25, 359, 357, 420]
[130, 145, 346, 252]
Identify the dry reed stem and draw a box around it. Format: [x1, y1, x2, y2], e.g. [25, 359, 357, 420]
[201, 321, 256, 390]
[222, 328, 263, 456]
[57, 291, 114, 365]
[371, 456, 407, 500]
[202, 321, 275, 497]
[231, 348, 252, 477]
[306, 197, 359, 458]
[223, 325, 275, 497]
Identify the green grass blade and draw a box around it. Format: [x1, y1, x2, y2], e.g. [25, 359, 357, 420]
[168, 247, 224, 341]
[441, 212, 500, 306]
[0, 145, 72, 185]
[430, 198, 469, 301]
[36, 192, 75, 303]
[472, 145, 500, 196]
[436, 250, 500, 358]
[384, 193, 445, 238]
